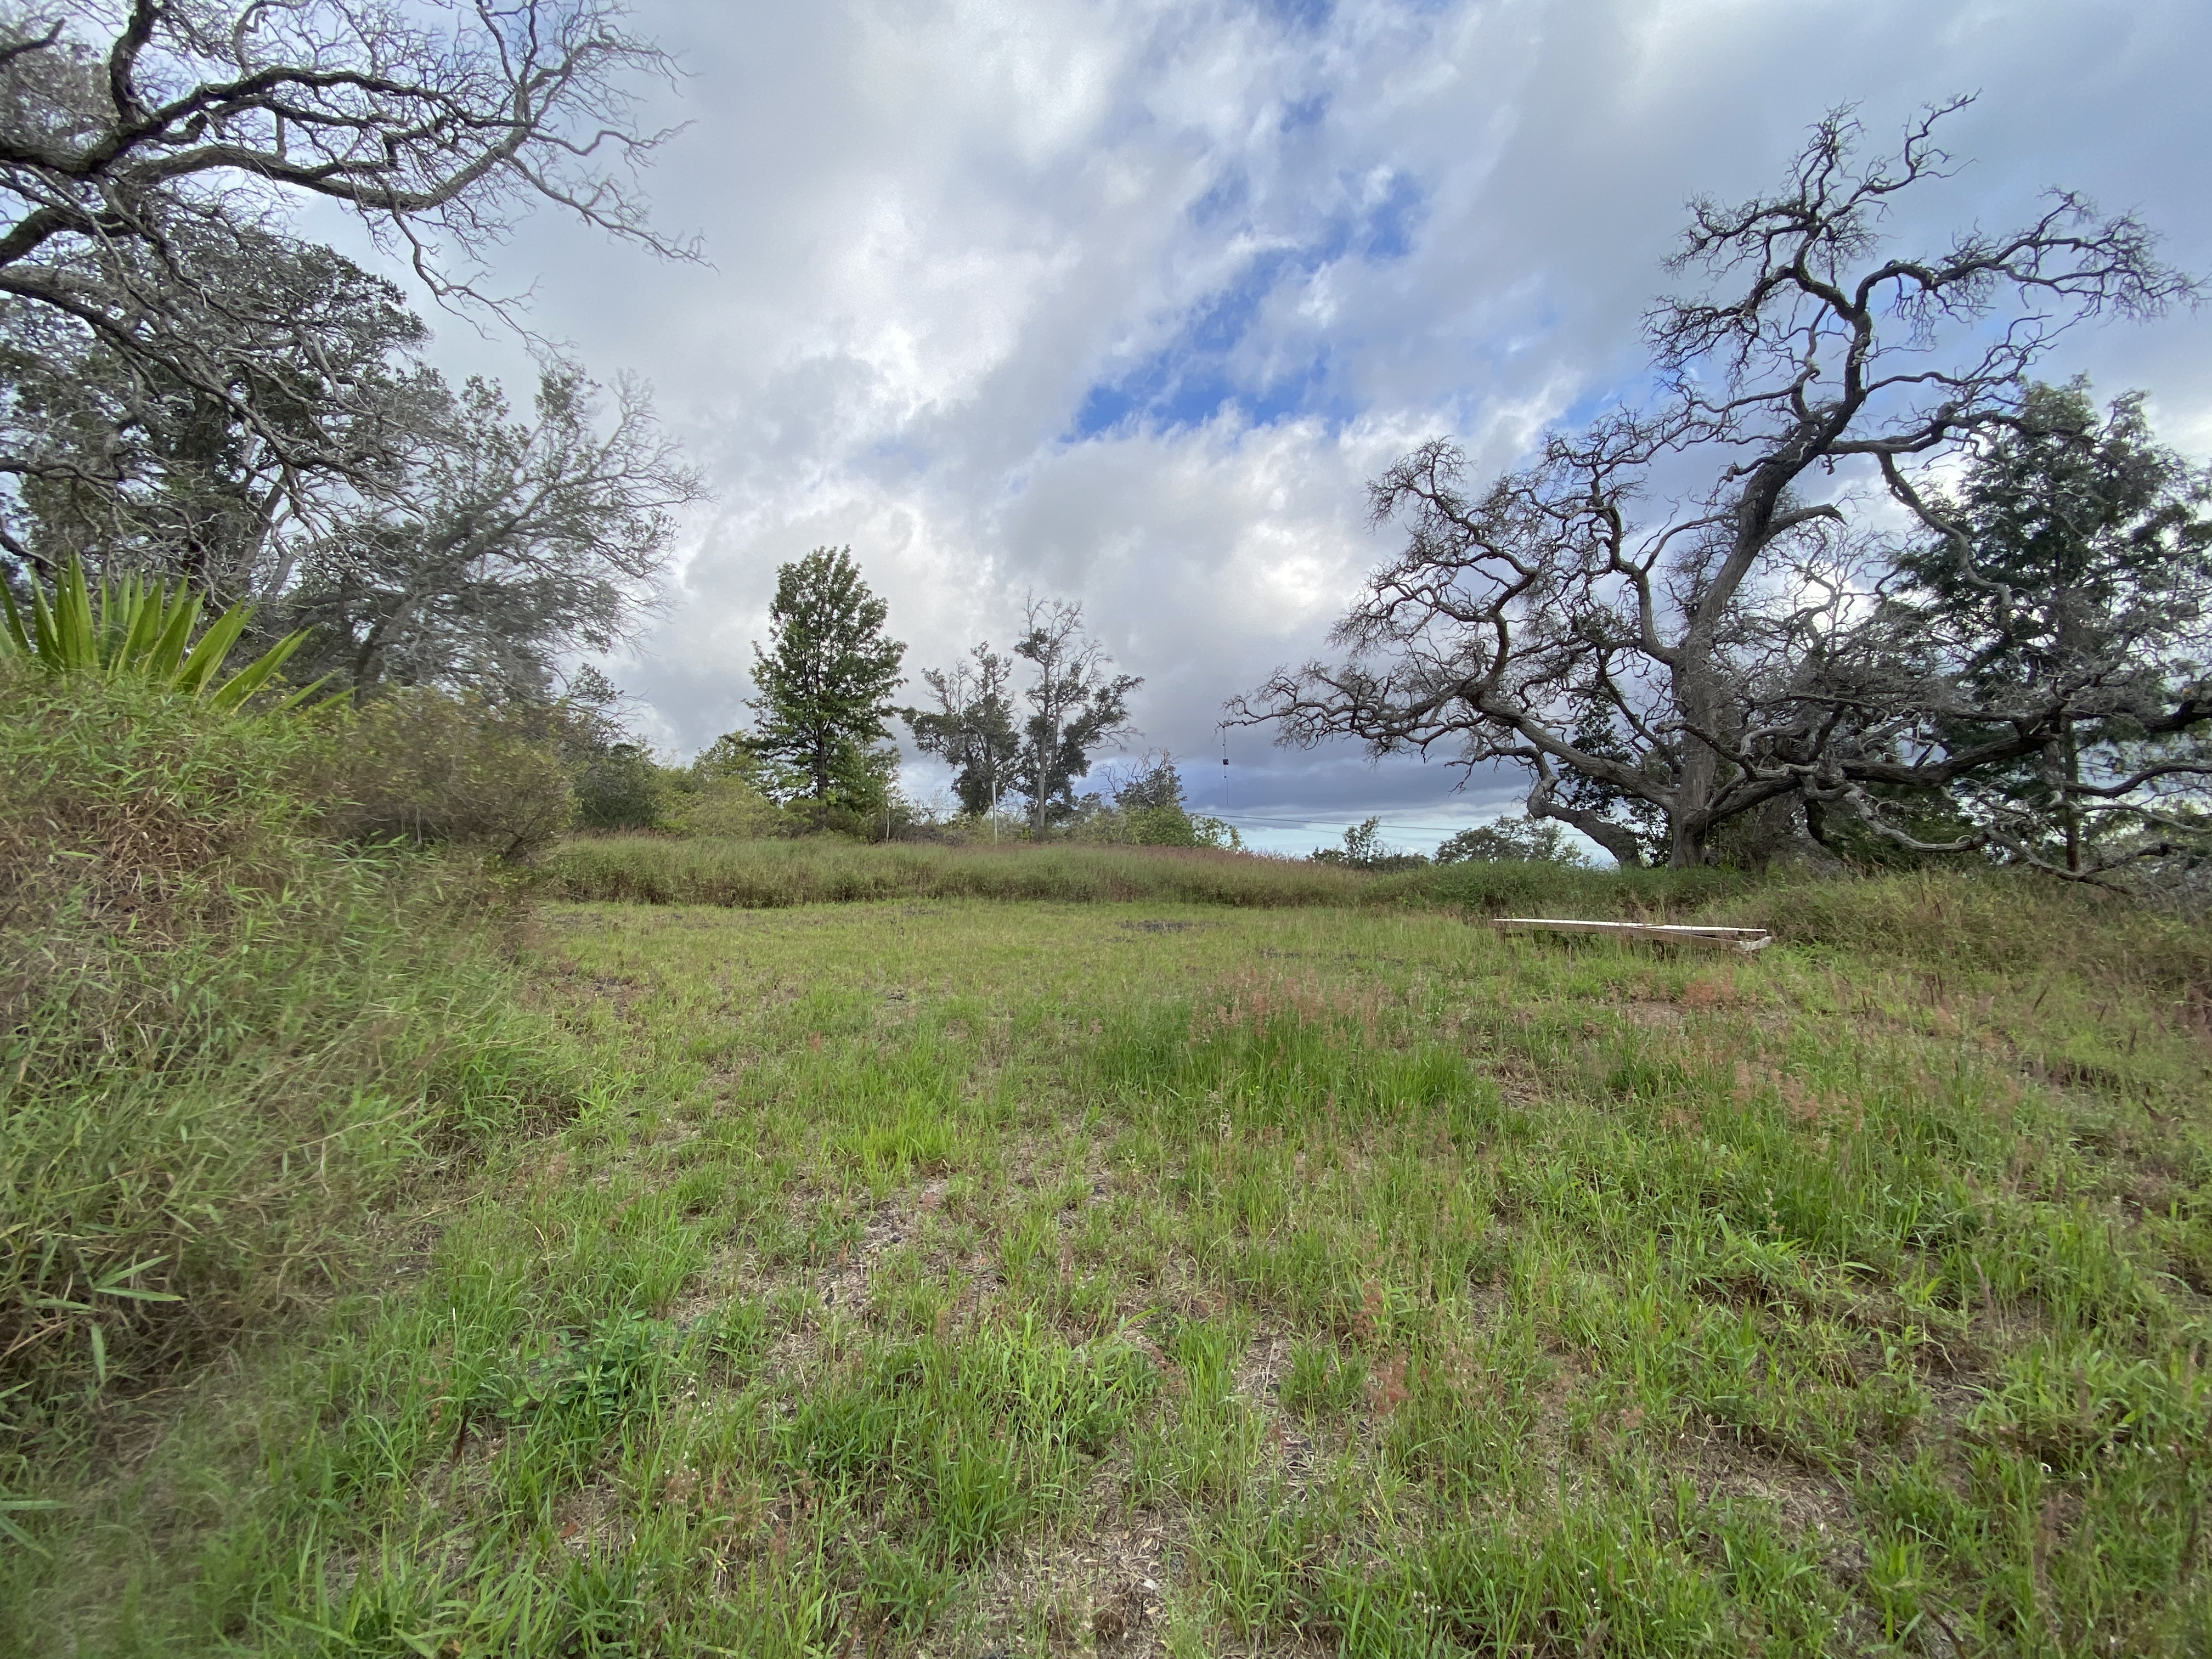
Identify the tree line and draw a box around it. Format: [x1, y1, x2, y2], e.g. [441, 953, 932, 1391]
[2, 16, 2199, 887]
[716, 545, 1232, 847]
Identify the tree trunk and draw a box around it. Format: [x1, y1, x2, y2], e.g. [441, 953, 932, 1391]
[1530, 793, 1646, 869]
[1668, 623, 1732, 868]
[2062, 723, 2083, 874]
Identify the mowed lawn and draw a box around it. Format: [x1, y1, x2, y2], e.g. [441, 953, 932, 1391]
[66, 890, 2212, 1656]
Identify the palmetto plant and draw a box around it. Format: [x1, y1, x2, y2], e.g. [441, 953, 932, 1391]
[1, 559, 317, 713]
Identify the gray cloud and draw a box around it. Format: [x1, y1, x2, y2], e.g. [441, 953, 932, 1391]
[382, 0, 2212, 851]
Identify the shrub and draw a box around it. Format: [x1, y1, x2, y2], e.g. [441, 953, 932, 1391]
[1434, 814, 1588, 867]
[665, 775, 792, 839]
[299, 688, 573, 858]
[0, 555, 310, 712]
[573, 742, 669, 831]
[1312, 817, 1429, 872]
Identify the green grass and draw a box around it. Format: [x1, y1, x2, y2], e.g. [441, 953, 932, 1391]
[546, 836, 2212, 986]
[544, 832, 1378, 907]
[0, 669, 574, 1421]
[0, 664, 581, 1659]
[10, 877, 2212, 1655]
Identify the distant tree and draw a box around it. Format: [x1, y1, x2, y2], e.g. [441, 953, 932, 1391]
[1435, 814, 1590, 866]
[540, 667, 665, 831]
[1311, 817, 1427, 872]
[902, 643, 1022, 817]
[1234, 103, 2196, 870]
[1101, 754, 1242, 848]
[1013, 597, 1140, 831]
[1113, 754, 1188, 812]
[692, 730, 771, 788]
[742, 548, 906, 808]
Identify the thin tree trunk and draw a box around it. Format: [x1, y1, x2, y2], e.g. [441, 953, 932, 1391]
[2062, 723, 2083, 874]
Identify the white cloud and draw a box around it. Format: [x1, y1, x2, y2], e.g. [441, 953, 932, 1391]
[390, 0, 2212, 845]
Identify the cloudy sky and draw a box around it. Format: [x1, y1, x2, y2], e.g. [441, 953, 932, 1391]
[415, 0, 2212, 854]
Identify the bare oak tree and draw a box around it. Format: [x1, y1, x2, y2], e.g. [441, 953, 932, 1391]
[1235, 103, 2199, 870]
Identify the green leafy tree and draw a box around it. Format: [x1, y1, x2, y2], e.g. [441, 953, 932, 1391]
[1435, 814, 1589, 866]
[742, 548, 906, 808]
[902, 644, 1022, 817]
[533, 667, 667, 832]
[1876, 381, 2212, 877]
[1106, 755, 1243, 849]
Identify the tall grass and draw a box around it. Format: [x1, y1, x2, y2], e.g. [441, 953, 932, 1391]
[0, 664, 569, 1425]
[544, 833, 1373, 907]
[1719, 868, 2212, 991]
[1368, 857, 1748, 917]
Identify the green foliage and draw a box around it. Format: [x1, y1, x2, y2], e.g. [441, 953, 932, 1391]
[902, 643, 1022, 817]
[665, 774, 791, 839]
[1124, 802, 1242, 848]
[742, 546, 906, 808]
[1435, 811, 1589, 866]
[1063, 757, 1245, 849]
[1312, 816, 1429, 871]
[572, 742, 668, 831]
[0, 555, 312, 712]
[298, 687, 575, 857]
[0, 664, 567, 1419]
[534, 665, 676, 833]
[1891, 380, 2212, 877]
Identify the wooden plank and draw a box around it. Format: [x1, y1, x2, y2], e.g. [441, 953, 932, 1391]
[1489, 918, 1773, 954]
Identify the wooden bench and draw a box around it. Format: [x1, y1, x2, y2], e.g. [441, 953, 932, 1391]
[1489, 918, 1773, 955]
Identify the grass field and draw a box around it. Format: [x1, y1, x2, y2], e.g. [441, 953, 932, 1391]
[15, 868, 2212, 1656]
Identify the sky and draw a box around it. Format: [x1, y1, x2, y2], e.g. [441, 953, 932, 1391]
[396, 0, 2212, 855]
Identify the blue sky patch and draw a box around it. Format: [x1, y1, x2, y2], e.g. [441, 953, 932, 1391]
[1362, 171, 1425, 260]
[1069, 169, 1426, 439]
[1260, 0, 1334, 32]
